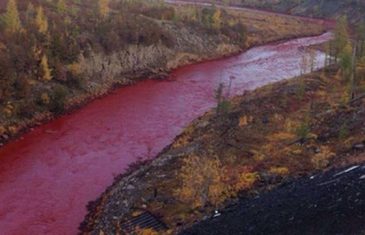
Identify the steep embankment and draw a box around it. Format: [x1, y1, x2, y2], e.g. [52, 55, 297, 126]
[0, 1, 324, 147]
[79, 34, 360, 235]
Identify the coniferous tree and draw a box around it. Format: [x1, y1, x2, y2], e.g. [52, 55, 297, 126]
[212, 9, 222, 29]
[56, 0, 67, 14]
[98, 0, 110, 18]
[334, 16, 350, 60]
[40, 55, 52, 81]
[340, 43, 353, 80]
[25, 2, 36, 23]
[3, 0, 23, 34]
[35, 6, 48, 34]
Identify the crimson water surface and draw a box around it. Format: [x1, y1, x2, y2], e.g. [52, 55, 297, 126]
[0, 33, 331, 235]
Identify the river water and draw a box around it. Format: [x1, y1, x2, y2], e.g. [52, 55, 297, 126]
[0, 32, 331, 235]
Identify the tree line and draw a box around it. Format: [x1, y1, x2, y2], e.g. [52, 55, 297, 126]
[326, 17, 365, 102]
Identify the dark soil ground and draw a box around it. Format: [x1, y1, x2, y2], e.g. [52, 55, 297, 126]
[181, 162, 365, 235]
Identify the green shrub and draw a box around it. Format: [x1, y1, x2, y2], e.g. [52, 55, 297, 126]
[50, 84, 68, 114]
[296, 121, 310, 140]
[338, 122, 349, 140]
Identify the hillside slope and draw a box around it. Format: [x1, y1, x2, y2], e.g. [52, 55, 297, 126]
[205, 0, 365, 23]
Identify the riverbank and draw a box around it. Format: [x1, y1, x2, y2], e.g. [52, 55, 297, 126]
[0, 3, 326, 148]
[80, 55, 365, 234]
[0, 32, 332, 235]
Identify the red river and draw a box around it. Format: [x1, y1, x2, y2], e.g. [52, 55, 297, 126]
[0, 32, 332, 234]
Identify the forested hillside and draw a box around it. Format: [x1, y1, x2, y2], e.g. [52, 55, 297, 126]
[216, 0, 365, 23]
[0, 0, 249, 143]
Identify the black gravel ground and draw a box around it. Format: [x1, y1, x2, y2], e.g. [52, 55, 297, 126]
[181, 164, 365, 235]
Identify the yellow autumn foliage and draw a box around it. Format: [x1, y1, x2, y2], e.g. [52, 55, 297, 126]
[175, 154, 226, 208]
[98, 0, 110, 18]
[269, 166, 289, 176]
[267, 132, 296, 142]
[7, 125, 18, 135]
[3, 0, 23, 34]
[35, 6, 48, 34]
[239, 115, 253, 127]
[172, 126, 194, 148]
[212, 9, 222, 29]
[311, 146, 335, 169]
[227, 171, 259, 194]
[284, 118, 300, 133]
[0, 125, 6, 135]
[3, 103, 14, 117]
[40, 55, 52, 81]
[41, 92, 50, 105]
[135, 227, 159, 235]
[68, 62, 82, 76]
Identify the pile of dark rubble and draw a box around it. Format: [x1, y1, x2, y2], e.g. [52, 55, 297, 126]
[182, 163, 365, 235]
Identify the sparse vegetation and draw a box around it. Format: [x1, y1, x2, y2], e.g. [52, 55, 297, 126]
[214, 83, 231, 116]
[175, 154, 226, 208]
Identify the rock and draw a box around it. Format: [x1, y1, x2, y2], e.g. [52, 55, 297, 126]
[262, 115, 269, 124]
[126, 184, 135, 190]
[353, 143, 365, 150]
[197, 121, 210, 128]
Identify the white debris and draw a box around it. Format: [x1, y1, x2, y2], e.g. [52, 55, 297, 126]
[213, 210, 221, 218]
[333, 165, 360, 177]
[310, 175, 315, 180]
[360, 175, 365, 180]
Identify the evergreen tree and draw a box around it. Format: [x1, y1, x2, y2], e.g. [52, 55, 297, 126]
[56, 0, 67, 14]
[35, 6, 48, 34]
[334, 16, 350, 59]
[40, 55, 52, 81]
[3, 0, 22, 34]
[212, 9, 222, 29]
[339, 43, 353, 80]
[98, 0, 110, 18]
[25, 2, 36, 23]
